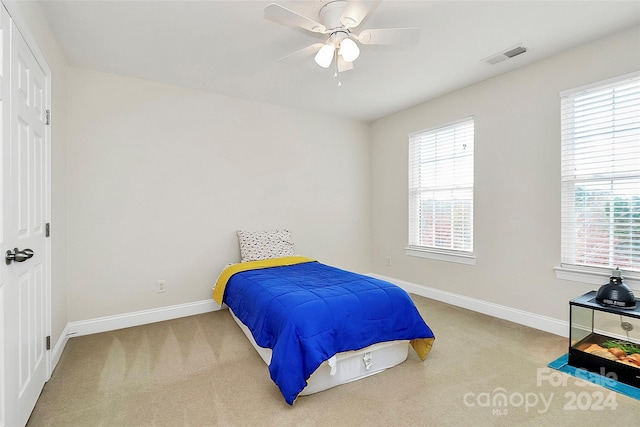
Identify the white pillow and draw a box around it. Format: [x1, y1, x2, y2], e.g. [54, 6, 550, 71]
[237, 229, 295, 262]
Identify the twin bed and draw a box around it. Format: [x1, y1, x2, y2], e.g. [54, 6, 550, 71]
[212, 230, 435, 404]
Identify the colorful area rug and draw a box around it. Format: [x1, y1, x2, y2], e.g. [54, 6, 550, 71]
[548, 353, 640, 400]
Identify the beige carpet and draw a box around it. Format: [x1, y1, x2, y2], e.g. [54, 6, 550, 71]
[28, 295, 639, 426]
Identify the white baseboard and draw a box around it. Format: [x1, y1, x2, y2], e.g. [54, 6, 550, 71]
[50, 300, 220, 375]
[369, 273, 569, 338]
[49, 324, 70, 377]
[66, 299, 220, 338]
[61, 276, 568, 348]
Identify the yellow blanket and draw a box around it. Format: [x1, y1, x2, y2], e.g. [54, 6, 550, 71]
[411, 337, 435, 360]
[212, 256, 315, 305]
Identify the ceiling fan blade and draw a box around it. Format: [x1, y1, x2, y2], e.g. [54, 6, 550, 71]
[340, 0, 381, 28]
[337, 56, 354, 72]
[277, 43, 323, 62]
[356, 28, 420, 45]
[264, 3, 326, 34]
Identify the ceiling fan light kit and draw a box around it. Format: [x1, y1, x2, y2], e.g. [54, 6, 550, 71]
[265, 0, 419, 81]
[314, 31, 360, 68]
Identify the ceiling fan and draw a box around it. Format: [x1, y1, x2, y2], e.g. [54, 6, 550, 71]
[264, 1, 420, 76]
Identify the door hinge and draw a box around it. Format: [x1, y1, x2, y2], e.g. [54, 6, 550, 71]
[45, 109, 50, 125]
[46, 336, 51, 351]
[45, 223, 50, 237]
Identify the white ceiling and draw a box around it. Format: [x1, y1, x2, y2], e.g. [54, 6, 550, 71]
[37, 0, 640, 122]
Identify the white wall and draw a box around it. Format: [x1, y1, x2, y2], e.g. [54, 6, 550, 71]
[370, 26, 640, 324]
[66, 68, 371, 322]
[10, 0, 640, 335]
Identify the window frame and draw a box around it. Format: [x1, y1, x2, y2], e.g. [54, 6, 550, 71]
[405, 117, 476, 265]
[556, 71, 640, 288]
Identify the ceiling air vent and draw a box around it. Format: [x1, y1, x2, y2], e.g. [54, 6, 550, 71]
[483, 44, 528, 65]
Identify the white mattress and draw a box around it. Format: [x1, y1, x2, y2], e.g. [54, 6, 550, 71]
[229, 308, 410, 397]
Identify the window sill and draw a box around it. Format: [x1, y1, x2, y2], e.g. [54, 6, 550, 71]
[554, 266, 640, 291]
[405, 247, 476, 266]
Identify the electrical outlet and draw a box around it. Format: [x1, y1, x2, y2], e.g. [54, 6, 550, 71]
[157, 280, 166, 293]
[386, 256, 392, 266]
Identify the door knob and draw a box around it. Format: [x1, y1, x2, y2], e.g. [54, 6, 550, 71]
[5, 248, 34, 265]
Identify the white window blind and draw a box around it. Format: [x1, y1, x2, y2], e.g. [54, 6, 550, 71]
[560, 72, 640, 275]
[408, 117, 474, 254]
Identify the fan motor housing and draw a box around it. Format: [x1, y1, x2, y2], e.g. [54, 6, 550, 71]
[320, 0, 349, 30]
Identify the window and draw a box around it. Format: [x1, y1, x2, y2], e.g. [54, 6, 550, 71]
[560, 72, 640, 280]
[407, 117, 475, 264]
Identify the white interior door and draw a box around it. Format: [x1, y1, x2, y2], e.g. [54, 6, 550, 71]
[0, 4, 50, 426]
[0, 7, 7, 426]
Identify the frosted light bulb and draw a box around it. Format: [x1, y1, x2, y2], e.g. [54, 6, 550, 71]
[339, 38, 360, 63]
[314, 44, 335, 68]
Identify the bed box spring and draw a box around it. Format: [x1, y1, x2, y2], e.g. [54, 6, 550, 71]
[230, 308, 410, 396]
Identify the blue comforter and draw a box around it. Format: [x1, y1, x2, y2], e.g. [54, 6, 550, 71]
[222, 260, 435, 404]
